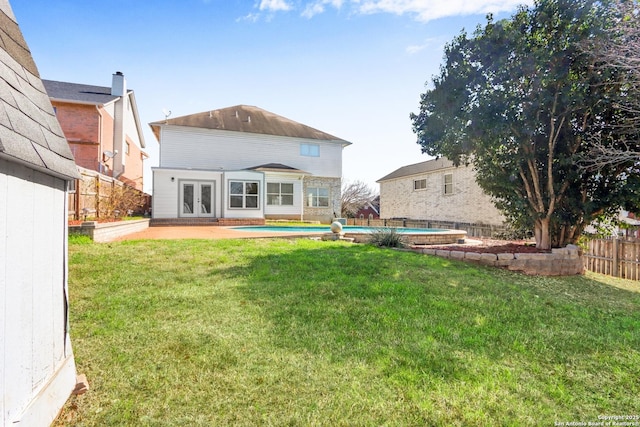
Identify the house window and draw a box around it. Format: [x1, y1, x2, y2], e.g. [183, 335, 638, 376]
[414, 179, 426, 190]
[229, 181, 259, 209]
[443, 174, 453, 195]
[300, 143, 320, 157]
[267, 183, 294, 206]
[306, 187, 329, 207]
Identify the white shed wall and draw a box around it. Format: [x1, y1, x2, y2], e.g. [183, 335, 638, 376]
[0, 159, 76, 426]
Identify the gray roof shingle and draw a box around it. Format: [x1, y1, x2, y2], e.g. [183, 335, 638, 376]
[150, 105, 351, 144]
[0, 1, 79, 179]
[42, 79, 121, 105]
[377, 158, 456, 182]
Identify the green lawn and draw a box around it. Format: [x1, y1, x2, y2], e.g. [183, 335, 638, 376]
[58, 237, 640, 426]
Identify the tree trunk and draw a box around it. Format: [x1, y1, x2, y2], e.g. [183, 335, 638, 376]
[534, 217, 552, 250]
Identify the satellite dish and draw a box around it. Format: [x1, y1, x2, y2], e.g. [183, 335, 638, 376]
[103, 150, 115, 159]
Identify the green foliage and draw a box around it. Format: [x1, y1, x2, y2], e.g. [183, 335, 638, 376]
[367, 227, 407, 248]
[411, 0, 640, 249]
[67, 233, 93, 245]
[60, 239, 640, 425]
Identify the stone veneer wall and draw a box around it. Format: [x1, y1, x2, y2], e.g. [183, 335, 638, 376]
[411, 245, 584, 276]
[303, 176, 341, 223]
[380, 164, 505, 227]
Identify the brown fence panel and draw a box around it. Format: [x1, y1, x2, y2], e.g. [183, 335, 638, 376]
[583, 238, 640, 280]
[68, 167, 149, 220]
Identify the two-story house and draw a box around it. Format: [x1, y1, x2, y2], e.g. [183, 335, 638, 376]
[377, 158, 505, 227]
[150, 105, 351, 223]
[43, 72, 147, 191]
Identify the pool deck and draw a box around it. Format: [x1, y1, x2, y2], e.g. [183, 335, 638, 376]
[114, 226, 325, 241]
[114, 225, 466, 245]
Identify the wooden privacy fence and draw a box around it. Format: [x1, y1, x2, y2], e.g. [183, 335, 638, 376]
[583, 238, 640, 280]
[68, 167, 150, 220]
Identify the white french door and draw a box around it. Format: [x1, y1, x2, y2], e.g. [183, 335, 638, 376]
[180, 181, 215, 217]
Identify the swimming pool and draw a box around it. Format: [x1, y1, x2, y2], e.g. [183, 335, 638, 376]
[231, 225, 467, 245]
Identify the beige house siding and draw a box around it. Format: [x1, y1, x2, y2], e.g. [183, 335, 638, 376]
[303, 176, 341, 223]
[379, 162, 505, 227]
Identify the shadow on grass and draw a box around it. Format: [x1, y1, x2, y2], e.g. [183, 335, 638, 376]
[227, 242, 640, 382]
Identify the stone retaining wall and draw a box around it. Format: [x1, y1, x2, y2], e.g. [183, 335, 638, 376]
[69, 219, 150, 243]
[411, 244, 584, 276]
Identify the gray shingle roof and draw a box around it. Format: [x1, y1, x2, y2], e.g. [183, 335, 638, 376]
[377, 158, 455, 182]
[0, 1, 78, 179]
[42, 79, 121, 105]
[149, 105, 351, 145]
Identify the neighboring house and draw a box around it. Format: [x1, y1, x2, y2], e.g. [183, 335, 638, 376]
[355, 196, 380, 220]
[377, 158, 505, 227]
[43, 72, 147, 191]
[0, 1, 80, 424]
[150, 105, 351, 223]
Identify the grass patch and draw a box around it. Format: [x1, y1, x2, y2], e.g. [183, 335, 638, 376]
[58, 238, 640, 426]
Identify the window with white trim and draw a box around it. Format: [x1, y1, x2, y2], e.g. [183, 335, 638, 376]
[267, 182, 294, 206]
[229, 181, 259, 209]
[443, 173, 453, 195]
[414, 179, 426, 190]
[306, 187, 329, 207]
[300, 143, 320, 157]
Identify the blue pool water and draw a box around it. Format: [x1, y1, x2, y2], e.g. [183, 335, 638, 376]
[231, 225, 449, 234]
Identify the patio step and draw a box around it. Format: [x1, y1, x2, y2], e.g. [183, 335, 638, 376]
[149, 218, 220, 227]
[149, 218, 266, 227]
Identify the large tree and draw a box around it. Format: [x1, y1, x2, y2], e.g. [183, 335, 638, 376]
[411, 0, 640, 249]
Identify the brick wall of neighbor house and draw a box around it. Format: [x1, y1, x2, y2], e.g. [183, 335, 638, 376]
[380, 165, 505, 226]
[121, 136, 144, 190]
[303, 177, 341, 223]
[53, 102, 100, 170]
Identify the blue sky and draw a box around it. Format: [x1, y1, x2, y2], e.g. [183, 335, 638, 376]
[12, 0, 532, 194]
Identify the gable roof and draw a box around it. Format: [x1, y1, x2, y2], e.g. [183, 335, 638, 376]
[42, 79, 122, 105]
[149, 105, 351, 145]
[0, 1, 78, 179]
[42, 78, 146, 149]
[377, 158, 456, 182]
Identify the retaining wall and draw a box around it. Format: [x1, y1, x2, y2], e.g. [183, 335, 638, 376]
[411, 244, 584, 276]
[69, 219, 150, 243]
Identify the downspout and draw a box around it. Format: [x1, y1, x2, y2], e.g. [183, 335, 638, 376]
[300, 174, 305, 221]
[96, 105, 103, 174]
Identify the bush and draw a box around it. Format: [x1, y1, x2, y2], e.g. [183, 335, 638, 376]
[368, 228, 407, 248]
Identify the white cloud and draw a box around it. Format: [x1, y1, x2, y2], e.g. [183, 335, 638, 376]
[302, 0, 345, 18]
[259, 0, 293, 12]
[355, 0, 532, 22]
[405, 37, 445, 54]
[249, 0, 531, 21]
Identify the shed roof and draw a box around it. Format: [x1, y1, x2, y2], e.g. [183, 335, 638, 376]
[42, 79, 123, 105]
[149, 105, 351, 145]
[377, 158, 456, 182]
[0, 2, 78, 179]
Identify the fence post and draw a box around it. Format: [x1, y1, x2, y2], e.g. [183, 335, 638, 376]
[612, 238, 619, 278]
